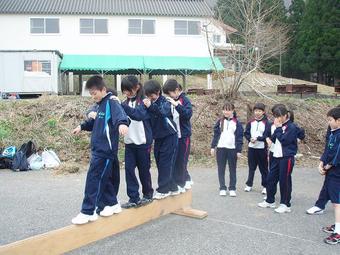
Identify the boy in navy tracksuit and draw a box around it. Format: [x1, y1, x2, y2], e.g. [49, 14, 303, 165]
[211, 102, 243, 197]
[163, 79, 193, 192]
[258, 104, 303, 213]
[71, 76, 129, 225]
[119, 76, 154, 208]
[319, 107, 340, 245]
[143, 80, 178, 200]
[244, 103, 270, 195]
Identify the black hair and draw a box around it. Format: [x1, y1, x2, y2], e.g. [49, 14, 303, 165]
[144, 80, 162, 97]
[121, 75, 144, 100]
[327, 107, 340, 120]
[163, 79, 180, 94]
[253, 103, 266, 112]
[272, 104, 294, 122]
[85, 75, 106, 90]
[106, 87, 118, 96]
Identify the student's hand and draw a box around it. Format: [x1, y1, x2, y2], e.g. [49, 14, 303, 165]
[110, 95, 121, 104]
[166, 97, 179, 106]
[250, 138, 257, 143]
[266, 138, 272, 147]
[72, 126, 81, 135]
[88, 111, 97, 119]
[119, 125, 129, 136]
[324, 164, 332, 170]
[237, 153, 242, 159]
[274, 118, 282, 127]
[318, 162, 326, 175]
[210, 148, 215, 157]
[143, 98, 151, 108]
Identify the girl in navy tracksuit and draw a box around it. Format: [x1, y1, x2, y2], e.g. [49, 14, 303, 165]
[143, 80, 178, 200]
[211, 102, 243, 197]
[259, 104, 304, 213]
[120, 76, 154, 208]
[244, 103, 271, 194]
[163, 79, 193, 192]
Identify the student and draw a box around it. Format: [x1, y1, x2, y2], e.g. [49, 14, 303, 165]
[86, 88, 118, 119]
[319, 107, 340, 245]
[163, 79, 193, 191]
[306, 105, 340, 215]
[71, 76, 129, 225]
[258, 104, 303, 213]
[211, 102, 243, 197]
[143, 79, 178, 199]
[119, 75, 154, 208]
[244, 103, 270, 194]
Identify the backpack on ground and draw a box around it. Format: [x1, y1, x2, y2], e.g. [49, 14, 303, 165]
[11, 141, 36, 171]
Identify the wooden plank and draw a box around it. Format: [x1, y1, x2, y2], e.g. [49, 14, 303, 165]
[172, 208, 208, 219]
[0, 191, 193, 255]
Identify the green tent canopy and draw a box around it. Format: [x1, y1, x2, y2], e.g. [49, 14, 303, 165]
[59, 55, 224, 75]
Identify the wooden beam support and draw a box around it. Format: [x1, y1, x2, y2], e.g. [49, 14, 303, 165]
[0, 190, 207, 255]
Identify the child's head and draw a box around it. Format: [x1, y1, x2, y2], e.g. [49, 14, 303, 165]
[327, 107, 340, 130]
[271, 104, 294, 123]
[144, 79, 161, 101]
[222, 101, 235, 118]
[86, 76, 107, 102]
[121, 75, 143, 99]
[253, 103, 266, 119]
[163, 79, 181, 99]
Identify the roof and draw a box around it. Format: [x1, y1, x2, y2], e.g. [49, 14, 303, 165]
[59, 54, 224, 75]
[0, 50, 63, 58]
[0, 0, 213, 17]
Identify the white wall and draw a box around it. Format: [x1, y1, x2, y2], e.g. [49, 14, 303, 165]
[0, 14, 219, 57]
[0, 51, 61, 93]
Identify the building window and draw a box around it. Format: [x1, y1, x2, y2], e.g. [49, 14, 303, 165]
[24, 60, 51, 75]
[174, 20, 200, 35]
[80, 19, 108, 34]
[213, 34, 221, 43]
[128, 19, 155, 34]
[30, 18, 59, 34]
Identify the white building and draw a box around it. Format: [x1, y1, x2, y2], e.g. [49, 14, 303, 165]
[0, 0, 231, 94]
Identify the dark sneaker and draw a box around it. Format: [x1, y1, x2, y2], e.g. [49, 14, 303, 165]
[121, 201, 138, 209]
[324, 233, 340, 245]
[139, 197, 153, 206]
[322, 224, 335, 234]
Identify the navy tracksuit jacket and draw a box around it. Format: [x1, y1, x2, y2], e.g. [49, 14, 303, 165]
[147, 95, 178, 193]
[121, 97, 153, 202]
[80, 92, 129, 215]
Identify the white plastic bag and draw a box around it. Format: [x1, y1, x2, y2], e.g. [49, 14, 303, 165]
[42, 150, 61, 168]
[27, 153, 44, 170]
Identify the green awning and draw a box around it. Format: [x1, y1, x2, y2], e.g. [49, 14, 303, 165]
[60, 55, 224, 75]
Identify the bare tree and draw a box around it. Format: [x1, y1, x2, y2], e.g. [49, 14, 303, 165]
[204, 0, 290, 98]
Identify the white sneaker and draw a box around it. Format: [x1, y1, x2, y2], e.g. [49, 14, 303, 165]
[188, 180, 194, 186]
[244, 186, 252, 192]
[229, 190, 237, 197]
[306, 206, 324, 215]
[258, 201, 276, 208]
[178, 186, 186, 194]
[261, 188, 267, 195]
[170, 189, 180, 196]
[72, 212, 98, 225]
[100, 203, 122, 217]
[274, 204, 291, 213]
[184, 181, 192, 190]
[219, 190, 227, 196]
[153, 192, 170, 200]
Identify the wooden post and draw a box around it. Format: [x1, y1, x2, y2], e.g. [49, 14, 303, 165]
[0, 191, 207, 255]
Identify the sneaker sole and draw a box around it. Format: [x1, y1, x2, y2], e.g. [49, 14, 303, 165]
[322, 229, 335, 234]
[324, 239, 340, 245]
[274, 209, 291, 213]
[306, 210, 324, 215]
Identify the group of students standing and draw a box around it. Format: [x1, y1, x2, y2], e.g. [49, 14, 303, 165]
[211, 102, 340, 245]
[71, 75, 193, 225]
